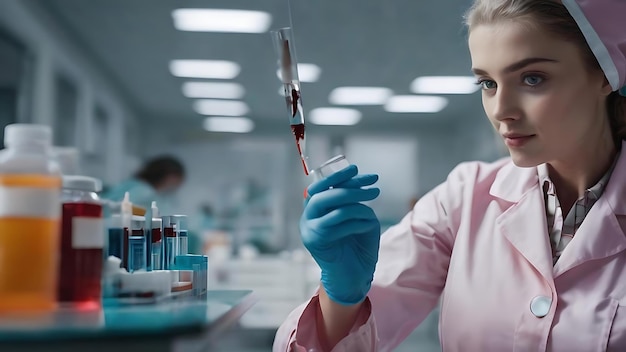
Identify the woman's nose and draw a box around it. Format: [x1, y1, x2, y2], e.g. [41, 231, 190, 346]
[491, 87, 522, 122]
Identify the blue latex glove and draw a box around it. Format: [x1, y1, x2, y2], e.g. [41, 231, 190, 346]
[301, 165, 381, 305]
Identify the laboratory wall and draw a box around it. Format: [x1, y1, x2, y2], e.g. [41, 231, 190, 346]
[0, 0, 507, 254]
[148, 136, 293, 251]
[145, 112, 504, 253]
[0, 2, 508, 246]
[0, 0, 523, 350]
[0, 0, 138, 184]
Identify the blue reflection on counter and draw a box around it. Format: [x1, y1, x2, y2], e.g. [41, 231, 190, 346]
[0, 290, 252, 341]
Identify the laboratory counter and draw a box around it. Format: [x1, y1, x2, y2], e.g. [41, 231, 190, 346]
[0, 290, 257, 352]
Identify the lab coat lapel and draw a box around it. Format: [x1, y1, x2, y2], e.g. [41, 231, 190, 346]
[553, 143, 626, 277]
[552, 198, 626, 277]
[491, 163, 554, 282]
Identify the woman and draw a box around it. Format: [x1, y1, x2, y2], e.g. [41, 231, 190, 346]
[274, 0, 626, 351]
[102, 155, 185, 213]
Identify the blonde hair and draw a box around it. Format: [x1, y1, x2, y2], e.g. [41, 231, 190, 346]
[465, 0, 626, 145]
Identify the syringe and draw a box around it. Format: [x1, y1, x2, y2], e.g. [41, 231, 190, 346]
[271, 27, 310, 175]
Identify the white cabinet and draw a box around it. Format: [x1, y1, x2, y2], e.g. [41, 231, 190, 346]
[209, 255, 319, 329]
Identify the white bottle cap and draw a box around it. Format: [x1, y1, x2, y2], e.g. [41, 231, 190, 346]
[4, 124, 52, 148]
[62, 175, 103, 192]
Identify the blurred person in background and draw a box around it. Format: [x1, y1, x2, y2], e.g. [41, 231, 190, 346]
[196, 203, 217, 235]
[187, 203, 218, 255]
[102, 155, 185, 214]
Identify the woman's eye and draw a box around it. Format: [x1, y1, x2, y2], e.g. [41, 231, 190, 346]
[523, 75, 543, 86]
[477, 80, 497, 90]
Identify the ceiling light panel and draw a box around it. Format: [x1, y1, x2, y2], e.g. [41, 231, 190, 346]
[310, 108, 362, 125]
[172, 9, 272, 33]
[182, 82, 245, 99]
[193, 99, 249, 116]
[329, 87, 393, 105]
[384, 96, 449, 113]
[203, 117, 254, 133]
[410, 76, 480, 94]
[170, 60, 240, 79]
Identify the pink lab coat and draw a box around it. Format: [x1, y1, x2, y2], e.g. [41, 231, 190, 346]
[274, 142, 626, 352]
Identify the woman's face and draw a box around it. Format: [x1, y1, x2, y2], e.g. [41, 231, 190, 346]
[468, 21, 612, 167]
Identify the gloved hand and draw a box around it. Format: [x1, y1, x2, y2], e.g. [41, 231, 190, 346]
[301, 165, 381, 306]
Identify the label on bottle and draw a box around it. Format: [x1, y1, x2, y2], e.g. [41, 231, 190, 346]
[129, 237, 146, 272]
[72, 217, 104, 248]
[0, 187, 60, 218]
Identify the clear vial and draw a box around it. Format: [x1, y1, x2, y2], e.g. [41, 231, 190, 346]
[311, 155, 350, 181]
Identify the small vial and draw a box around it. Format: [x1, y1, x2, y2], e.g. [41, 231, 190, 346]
[144, 227, 152, 271]
[59, 176, 104, 304]
[312, 155, 350, 181]
[179, 230, 188, 255]
[128, 215, 146, 272]
[120, 192, 132, 270]
[169, 215, 188, 256]
[168, 215, 189, 255]
[122, 225, 130, 270]
[107, 214, 126, 264]
[151, 217, 163, 270]
[162, 216, 177, 270]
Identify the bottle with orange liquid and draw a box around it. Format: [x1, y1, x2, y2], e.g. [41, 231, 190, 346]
[0, 124, 62, 313]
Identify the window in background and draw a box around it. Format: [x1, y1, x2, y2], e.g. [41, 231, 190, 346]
[124, 117, 139, 156]
[345, 136, 419, 226]
[0, 28, 29, 142]
[81, 104, 108, 179]
[54, 74, 78, 146]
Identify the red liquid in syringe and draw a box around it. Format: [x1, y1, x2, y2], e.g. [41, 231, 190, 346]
[291, 124, 308, 175]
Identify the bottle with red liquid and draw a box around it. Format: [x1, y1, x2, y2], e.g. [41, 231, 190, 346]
[151, 217, 162, 270]
[148, 201, 161, 271]
[59, 176, 104, 305]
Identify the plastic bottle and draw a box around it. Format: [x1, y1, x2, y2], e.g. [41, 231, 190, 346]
[0, 124, 62, 312]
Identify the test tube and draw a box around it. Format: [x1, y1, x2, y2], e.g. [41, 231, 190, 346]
[151, 217, 163, 270]
[121, 193, 132, 270]
[145, 225, 153, 271]
[170, 215, 188, 256]
[161, 216, 177, 270]
[271, 27, 310, 175]
[128, 215, 146, 272]
[107, 214, 126, 264]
